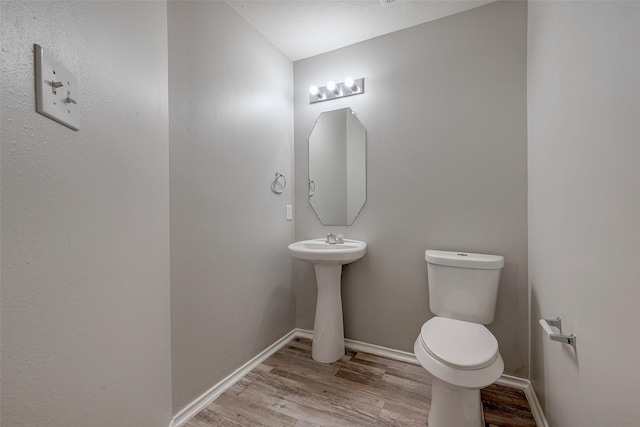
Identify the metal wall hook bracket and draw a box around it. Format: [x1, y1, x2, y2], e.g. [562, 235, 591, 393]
[551, 332, 576, 348]
[544, 317, 562, 329]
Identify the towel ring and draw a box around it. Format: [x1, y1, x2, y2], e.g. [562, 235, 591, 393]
[271, 172, 286, 194]
[308, 179, 315, 197]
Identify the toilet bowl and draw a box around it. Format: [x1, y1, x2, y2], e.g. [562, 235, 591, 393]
[415, 250, 505, 427]
[414, 317, 504, 427]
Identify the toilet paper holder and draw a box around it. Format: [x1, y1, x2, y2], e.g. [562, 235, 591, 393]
[539, 317, 576, 350]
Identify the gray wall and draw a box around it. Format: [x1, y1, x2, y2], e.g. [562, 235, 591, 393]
[293, 0, 529, 376]
[168, 1, 295, 413]
[528, 2, 640, 426]
[0, 1, 172, 426]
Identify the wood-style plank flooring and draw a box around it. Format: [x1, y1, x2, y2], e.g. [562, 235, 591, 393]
[186, 338, 536, 426]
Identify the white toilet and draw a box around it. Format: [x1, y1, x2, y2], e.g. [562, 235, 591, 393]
[414, 250, 505, 427]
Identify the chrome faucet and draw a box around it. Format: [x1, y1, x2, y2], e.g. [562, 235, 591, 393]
[326, 233, 344, 244]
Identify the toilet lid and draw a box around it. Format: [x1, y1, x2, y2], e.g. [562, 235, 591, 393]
[420, 317, 499, 370]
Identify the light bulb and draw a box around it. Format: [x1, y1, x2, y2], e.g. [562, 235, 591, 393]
[309, 85, 319, 96]
[326, 81, 336, 92]
[344, 77, 354, 89]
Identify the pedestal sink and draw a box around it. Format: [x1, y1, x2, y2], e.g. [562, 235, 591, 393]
[288, 238, 367, 363]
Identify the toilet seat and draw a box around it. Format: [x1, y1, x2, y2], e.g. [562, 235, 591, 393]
[419, 317, 498, 370]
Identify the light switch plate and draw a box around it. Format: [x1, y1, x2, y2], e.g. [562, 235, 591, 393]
[34, 44, 79, 131]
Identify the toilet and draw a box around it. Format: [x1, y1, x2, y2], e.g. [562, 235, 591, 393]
[414, 250, 505, 427]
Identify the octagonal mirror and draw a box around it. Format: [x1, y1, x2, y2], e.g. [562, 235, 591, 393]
[308, 107, 366, 225]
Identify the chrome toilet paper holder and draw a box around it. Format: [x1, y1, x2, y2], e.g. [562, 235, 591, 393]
[539, 317, 576, 350]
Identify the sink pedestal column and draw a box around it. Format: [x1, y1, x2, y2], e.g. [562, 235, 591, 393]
[312, 264, 345, 363]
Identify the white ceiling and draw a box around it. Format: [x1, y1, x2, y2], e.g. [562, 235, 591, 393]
[225, 0, 496, 61]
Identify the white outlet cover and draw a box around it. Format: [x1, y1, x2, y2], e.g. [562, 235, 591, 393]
[34, 44, 79, 130]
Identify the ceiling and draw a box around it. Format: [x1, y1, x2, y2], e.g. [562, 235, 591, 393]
[225, 0, 496, 61]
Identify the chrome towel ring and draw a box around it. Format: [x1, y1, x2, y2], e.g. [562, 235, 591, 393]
[271, 172, 286, 194]
[308, 179, 315, 197]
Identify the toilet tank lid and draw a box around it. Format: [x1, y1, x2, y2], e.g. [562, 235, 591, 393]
[425, 250, 504, 270]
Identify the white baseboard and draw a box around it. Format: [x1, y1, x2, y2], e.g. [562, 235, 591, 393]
[169, 329, 298, 427]
[338, 335, 548, 427]
[294, 328, 420, 365]
[170, 328, 548, 427]
[293, 328, 313, 340]
[345, 337, 420, 365]
[496, 375, 549, 427]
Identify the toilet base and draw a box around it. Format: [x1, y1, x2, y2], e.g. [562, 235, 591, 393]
[429, 377, 484, 427]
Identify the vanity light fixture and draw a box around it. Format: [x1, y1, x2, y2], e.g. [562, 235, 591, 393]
[326, 81, 341, 96]
[309, 85, 326, 101]
[309, 77, 364, 104]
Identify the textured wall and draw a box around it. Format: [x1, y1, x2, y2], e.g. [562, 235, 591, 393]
[0, 1, 172, 426]
[168, 1, 295, 413]
[528, 2, 640, 426]
[293, 1, 529, 376]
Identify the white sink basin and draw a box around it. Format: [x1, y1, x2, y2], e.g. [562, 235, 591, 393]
[288, 239, 367, 265]
[288, 238, 367, 363]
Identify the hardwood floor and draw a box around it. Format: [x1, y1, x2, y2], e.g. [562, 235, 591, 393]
[186, 338, 536, 426]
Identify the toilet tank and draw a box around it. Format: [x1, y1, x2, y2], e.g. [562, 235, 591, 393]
[426, 250, 504, 324]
